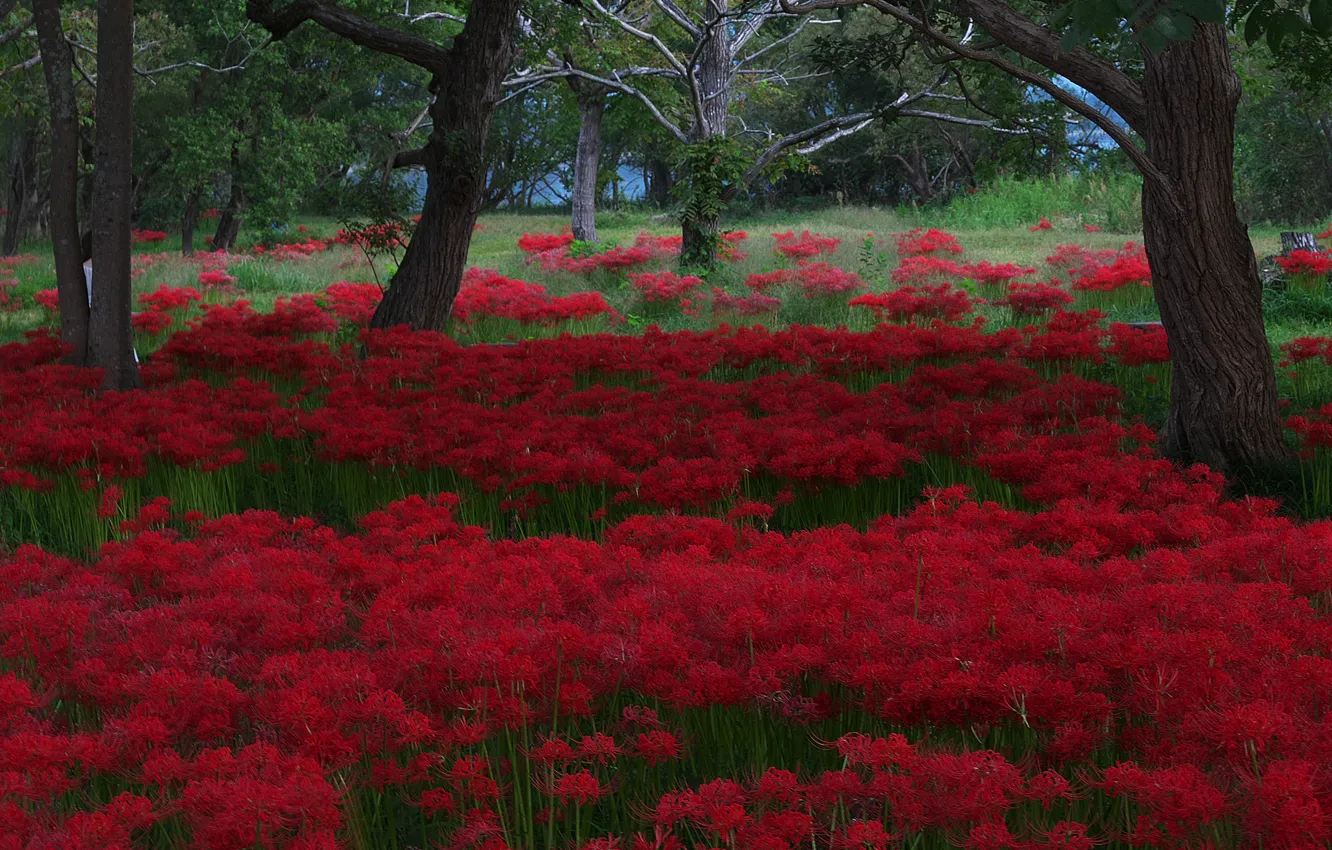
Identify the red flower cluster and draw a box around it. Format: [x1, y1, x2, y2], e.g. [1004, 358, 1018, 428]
[331, 221, 409, 252]
[999, 281, 1074, 316]
[850, 285, 973, 324]
[893, 227, 964, 257]
[773, 230, 840, 261]
[1276, 250, 1332, 293]
[130, 229, 167, 244]
[319, 281, 383, 327]
[1029, 217, 1053, 231]
[453, 268, 617, 326]
[629, 271, 704, 304]
[518, 230, 575, 254]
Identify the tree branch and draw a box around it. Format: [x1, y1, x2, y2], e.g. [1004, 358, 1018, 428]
[0, 15, 31, 47]
[245, 0, 451, 73]
[504, 66, 690, 143]
[1, 52, 39, 76]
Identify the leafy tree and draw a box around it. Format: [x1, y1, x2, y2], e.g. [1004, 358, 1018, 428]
[786, 0, 1331, 473]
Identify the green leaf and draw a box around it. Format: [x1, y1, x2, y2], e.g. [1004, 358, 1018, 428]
[1155, 12, 1195, 41]
[1312, 0, 1332, 36]
[1243, 6, 1268, 44]
[1139, 24, 1168, 52]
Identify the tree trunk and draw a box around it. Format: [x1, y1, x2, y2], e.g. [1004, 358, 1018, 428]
[570, 88, 605, 243]
[87, 0, 140, 391]
[1140, 23, 1284, 472]
[212, 144, 243, 251]
[181, 188, 199, 257]
[681, 215, 719, 265]
[2, 123, 38, 257]
[33, 0, 89, 366]
[649, 157, 672, 206]
[1281, 232, 1319, 254]
[369, 0, 522, 331]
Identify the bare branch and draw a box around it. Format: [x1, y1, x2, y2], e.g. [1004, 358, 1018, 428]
[0, 15, 32, 47]
[731, 0, 783, 53]
[246, 0, 451, 73]
[1, 52, 39, 76]
[585, 0, 690, 79]
[653, 0, 701, 38]
[505, 66, 690, 143]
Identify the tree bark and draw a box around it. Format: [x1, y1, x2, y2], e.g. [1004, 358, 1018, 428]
[368, 0, 522, 331]
[1140, 23, 1284, 472]
[87, 0, 140, 391]
[648, 157, 672, 206]
[32, 0, 89, 365]
[570, 88, 606, 243]
[181, 188, 199, 257]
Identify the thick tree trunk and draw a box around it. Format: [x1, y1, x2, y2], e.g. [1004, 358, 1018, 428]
[675, 0, 732, 266]
[181, 189, 199, 257]
[369, 0, 521, 331]
[1140, 23, 1284, 472]
[33, 0, 89, 365]
[87, 0, 140, 391]
[212, 144, 243, 251]
[570, 89, 606, 243]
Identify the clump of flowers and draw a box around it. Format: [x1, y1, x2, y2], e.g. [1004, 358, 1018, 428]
[1276, 249, 1332, 295]
[892, 255, 965, 284]
[962, 261, 1037, 287]
[198, 270, 238, 289]
[999, 281, 1074, 317]
[1029, 217, 1053, 232]
[454, 268, 617, 326]
[319, 281, 383, 327]
[794, 262, 864, 298]
[630, 271, 704, 304]
[130, 229, 168, 245]
[744, 270, 793, 292]
[894, 228, 963, 257]
[850, 284, 973, 324]
[773, 230, 840, 262]
[518, 230, 575, 254]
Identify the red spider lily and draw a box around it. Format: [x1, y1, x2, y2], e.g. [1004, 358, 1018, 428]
[518, 230, 575, 254]
[894, 228, 964, 257]
[629, 271, 704, 304]
[130, 229, 167, 244]
[773, 231, 840, 261]
[849, 285, 973, 324]
[711, 289, 782, 319]
[1029, 217, 1053, 232]
[999, 281, 1073, 316]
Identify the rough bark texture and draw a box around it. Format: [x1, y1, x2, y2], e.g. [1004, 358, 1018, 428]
[1281, 232, 1319, 254]
[368, 0, 522, 330]
[1140, 23, 1284, 472]
[696, 0, 731, 139]
[33, 0, 89, 365]
[681, 214, 720, 266]
[87, 0, 140, 391]
[570, 89, 606, 243]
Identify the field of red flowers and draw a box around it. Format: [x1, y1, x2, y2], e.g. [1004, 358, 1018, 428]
[4, 225, 1332, 849]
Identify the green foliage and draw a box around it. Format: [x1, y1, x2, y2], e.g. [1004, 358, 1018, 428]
[674, 136, 749, 266]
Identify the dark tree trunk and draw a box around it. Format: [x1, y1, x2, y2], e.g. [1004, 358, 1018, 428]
[1140, 23, 1284, 472]
[2, 123, 38, 256]
[212, 144, 243, 251]
[33, 0, 89, 365]
[675, 0, 732, 266]
[649, 157, 672, 206]
[570, 88, 606, 243]
[181, 188, 200, 257]
[369, 0, 521, 331]
[88, 0, 140, 391]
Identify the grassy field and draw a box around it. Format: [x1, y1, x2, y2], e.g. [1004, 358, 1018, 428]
[2, 188, 1327, 349]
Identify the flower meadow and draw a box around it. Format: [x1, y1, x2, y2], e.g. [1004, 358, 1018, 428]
[6, 225, 1332, 849]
